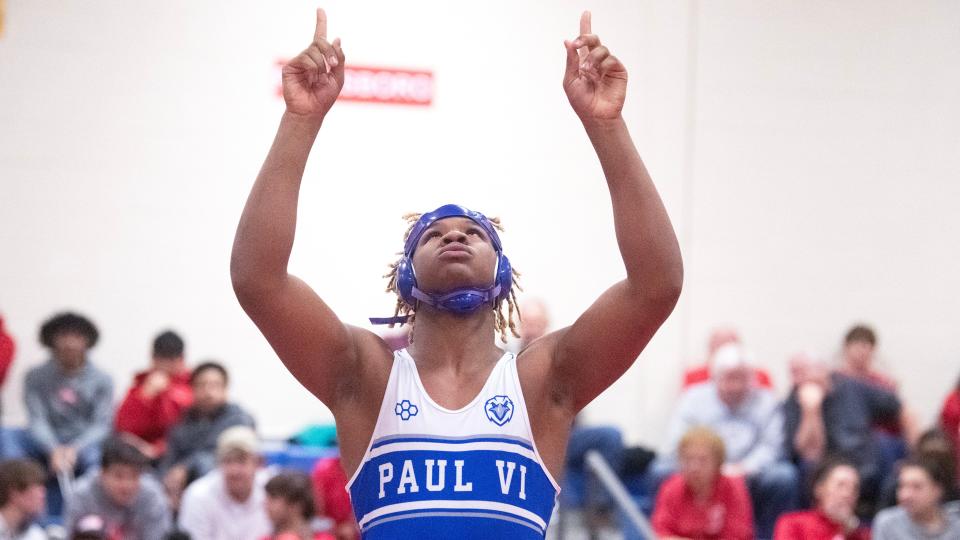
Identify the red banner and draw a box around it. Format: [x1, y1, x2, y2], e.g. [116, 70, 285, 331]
[276, 61, 434, 106]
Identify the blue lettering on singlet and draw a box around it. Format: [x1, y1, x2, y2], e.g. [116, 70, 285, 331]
[350, 436, 556, 539]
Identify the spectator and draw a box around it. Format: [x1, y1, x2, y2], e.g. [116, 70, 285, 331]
[837, 324, 894, 389]
[652, 426, 754, 540]
[877, 429, 958, 509]
[0, 315, 15, 405]
[658, 344, 797, 538]
[0, 459, 47, 540]
[914, 429, 958, 488]
[310, 458, 357, 540]
[874, 454, 960, 539]
[263, 471, 334, 540]
[774, 457, 869, 540]
[939, 373, 960, 481]
[784, 353, 901, 507]
[0, 316, 17, 459]
[115, 330, 193, 460]
[836, 325, 917, 462]
[178, 426, 271, 540]
[160, 361, 254, 509]
[682, 327, 774, 389]
[66, 437, 170, 540]
[22, 313, 113, 487]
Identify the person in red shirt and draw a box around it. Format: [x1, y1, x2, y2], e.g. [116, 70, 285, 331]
[311, 457, 358, 540]
[262, 470, 335, 540]
[114, 330, 193, 460]
[682, 327, 774, 390]
[774, 457, 869, 540]
[939, 375, 960, 483]
[0, 315, 15, 451]
[652, 426, 754, 540]
[0, 315, 15, 389]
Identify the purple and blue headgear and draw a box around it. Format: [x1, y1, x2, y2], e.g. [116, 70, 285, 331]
[371, 204, 512, 325]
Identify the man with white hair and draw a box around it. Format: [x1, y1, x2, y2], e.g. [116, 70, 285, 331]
[681, 326, 775, 389]
[177, 426, 272, 540]
[658, 343, 798, 539]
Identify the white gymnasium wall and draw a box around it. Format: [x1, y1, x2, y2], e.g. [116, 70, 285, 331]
[1, 0, 958, 446]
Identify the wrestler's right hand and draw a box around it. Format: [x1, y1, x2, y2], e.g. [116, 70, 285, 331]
[282, 8, 345, 119]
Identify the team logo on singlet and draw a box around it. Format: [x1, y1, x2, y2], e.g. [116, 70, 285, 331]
[484, 395, 514, 426]
[394, 399, 419, 421]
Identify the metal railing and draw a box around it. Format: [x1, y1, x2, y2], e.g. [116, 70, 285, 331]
[554, 450, 658, 540]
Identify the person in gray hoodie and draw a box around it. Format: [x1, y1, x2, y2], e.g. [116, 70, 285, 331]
[873, 453, 960, 540]
[66, 437, 170, 540]
[159, 361, 254, 510]
[21, 313, 113, 481]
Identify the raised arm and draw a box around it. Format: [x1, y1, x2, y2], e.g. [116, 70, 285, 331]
[230, 9, 359, 408]
[546, 12, 683, 412]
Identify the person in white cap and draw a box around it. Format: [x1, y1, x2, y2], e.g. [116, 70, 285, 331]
[655, 343, 798, 539]
[177, 426, 272, 540]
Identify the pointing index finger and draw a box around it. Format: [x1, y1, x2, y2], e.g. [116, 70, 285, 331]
[580, 10, 591, 36]
[314, 8, 328, 42]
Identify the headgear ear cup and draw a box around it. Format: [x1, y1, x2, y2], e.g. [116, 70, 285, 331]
[495, 253, 512, 303]
[396, 256, 417, 308]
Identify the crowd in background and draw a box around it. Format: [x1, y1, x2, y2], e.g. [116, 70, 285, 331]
[0, 313, 355, 540]
[1, 308, 959, 540]
[521, 300, 960, 540]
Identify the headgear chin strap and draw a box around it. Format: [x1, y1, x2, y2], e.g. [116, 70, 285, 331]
[370, 204, 512, 325]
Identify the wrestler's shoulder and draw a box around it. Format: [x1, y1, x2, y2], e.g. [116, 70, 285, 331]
[346, 324, 398, 369]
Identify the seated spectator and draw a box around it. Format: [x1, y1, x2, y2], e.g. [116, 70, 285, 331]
[682, 327, 773, 389]
[939, 373, 960, 482]
[774, 457, 869, 540]
[66, 437, 170, 540]
[877, 428, 958, 509]
[785, 354, 901, 507]
[0, 459, 47, 540]
[0, 315, 17, 460]
[652, 426, 754, 540]
[0, 315, 15, 416]
[263, 471, 334, 540]
[115, 330, 193, 460]
[310, 458, 357, 540]
[160, 361, 254, 509]
[836, 324, 918, 450]
[21, 313, 113, 505]
[874, 454, 960, 539]
[657, 344, 797, 538]
[178, 426, 272, 540]
[837, 324, 895, 389]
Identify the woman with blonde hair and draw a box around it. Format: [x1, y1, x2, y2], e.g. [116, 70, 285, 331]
[651, 427, 753, 540]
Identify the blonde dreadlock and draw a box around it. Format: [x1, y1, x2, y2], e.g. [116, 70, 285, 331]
[381, 212, 523, 343]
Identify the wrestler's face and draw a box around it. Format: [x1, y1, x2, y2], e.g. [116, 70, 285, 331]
[411, 217, 498, 295]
